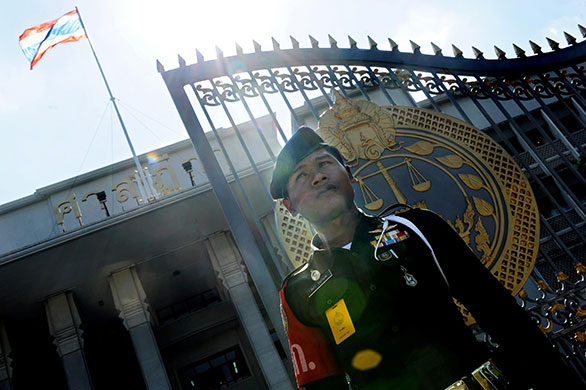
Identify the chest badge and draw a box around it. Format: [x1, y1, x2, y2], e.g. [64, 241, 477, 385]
[370, 229, 410, 250]
[310, 269, 321, 281]
[401, 266, 418, 287]
[307, 269, 333, 298]
[325, 298, 356, 344]
[377, 248, 399, 261]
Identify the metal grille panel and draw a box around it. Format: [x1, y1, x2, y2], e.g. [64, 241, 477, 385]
[159, 33, 586, 382]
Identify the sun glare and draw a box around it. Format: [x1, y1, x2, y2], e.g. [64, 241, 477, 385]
[119, 0, 286, 65]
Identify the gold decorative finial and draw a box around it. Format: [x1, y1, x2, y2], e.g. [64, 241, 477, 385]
[537, 280, 549, 290]
[574, 331, 586, 342]
[547, 303, 566, 313]
[575, 306, 586, 320]
[452, 44, 463, 58]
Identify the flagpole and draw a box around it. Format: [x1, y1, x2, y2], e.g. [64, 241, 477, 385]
[75, 6, 155, 202]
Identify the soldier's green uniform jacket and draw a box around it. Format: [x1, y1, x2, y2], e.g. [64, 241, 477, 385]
[279, 208, 582, 389]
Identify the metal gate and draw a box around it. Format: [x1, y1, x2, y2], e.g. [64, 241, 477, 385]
[158, 31, 586, 381]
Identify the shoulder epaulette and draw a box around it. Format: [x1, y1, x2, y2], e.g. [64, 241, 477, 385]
[378, 204, 441, 220]
[377, 203, 414, 218]
[281, 261, 310, 289]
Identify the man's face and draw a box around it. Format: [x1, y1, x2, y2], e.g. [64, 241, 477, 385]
[283, 148, 355, 225]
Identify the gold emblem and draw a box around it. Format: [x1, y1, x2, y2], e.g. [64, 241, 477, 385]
[318, 92, 397, 166]
[277, 93, 539, 326]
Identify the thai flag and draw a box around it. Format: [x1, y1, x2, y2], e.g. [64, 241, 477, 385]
[19, 10, 87, 70]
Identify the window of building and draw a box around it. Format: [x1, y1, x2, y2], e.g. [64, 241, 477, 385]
[532, 176, 567, 219]
[526, 128, 546, 147]
[507, 136, 523, 155]
[178, 346, 251, 389]
[559, 113, 581, 133]
[156, 288, 221, 325]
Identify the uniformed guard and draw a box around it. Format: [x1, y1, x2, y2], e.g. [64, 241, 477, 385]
[272, 127, 583, 390]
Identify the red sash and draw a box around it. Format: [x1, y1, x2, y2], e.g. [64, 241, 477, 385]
[279, 282, 343, 387]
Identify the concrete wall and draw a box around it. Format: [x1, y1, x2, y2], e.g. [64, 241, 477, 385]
[0, 115, 281, 257]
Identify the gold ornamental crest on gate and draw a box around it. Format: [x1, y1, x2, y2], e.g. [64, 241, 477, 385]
[276, 92, 540, 320]
[317, 92, 398, 165]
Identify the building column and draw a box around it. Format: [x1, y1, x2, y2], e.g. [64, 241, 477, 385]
[206, 232, 293, 390]
[108, 268, 170, 390]
[44, 292, 92, 390]
[260, 213, 294, 274]
[0, 321, 13, 390]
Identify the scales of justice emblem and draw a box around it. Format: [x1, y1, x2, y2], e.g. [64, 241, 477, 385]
[277, 91, 540, 324]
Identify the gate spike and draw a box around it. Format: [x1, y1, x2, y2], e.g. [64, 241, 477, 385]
[368, 36, 378, 50]
[494, 46, 506, 59]
[546, 37, 560, 51]
[579, 24, 586, 38]
[328, 34, 338, 48]
[452, 44, 463, 58]
[235, 42, 243, 56]
[290, 36, 300, 49]
[178, 54, 186, 67]
[472, 46, 484, 59]
[431, 42, 442, 55]
[348, 36, 357, 48]
[564, 31, 577, 45]
[196, 49, 204, 63]
[215, 45, 224, 59]
[309, 35, 319, 48]
[409, 40, 421, 53]
[156, 59, 165, 73]
[529, 40, 542, 54]
[388, 38, 398, 51]
[272, 37, 280, 50]
[253, 40, 262, 52]
[513, 44, 526, 58]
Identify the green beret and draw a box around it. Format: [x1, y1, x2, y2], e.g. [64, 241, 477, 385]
[270, 127, 345, 199]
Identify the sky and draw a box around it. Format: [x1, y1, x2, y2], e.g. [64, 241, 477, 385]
[1, 0, 584, 206]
